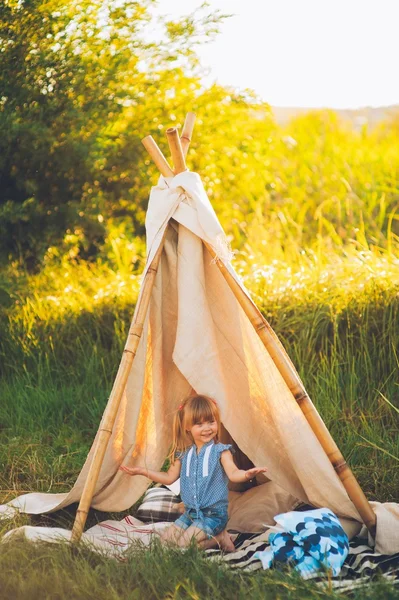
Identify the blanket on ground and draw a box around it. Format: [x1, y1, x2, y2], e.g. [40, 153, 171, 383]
[3, 517, 399, 593]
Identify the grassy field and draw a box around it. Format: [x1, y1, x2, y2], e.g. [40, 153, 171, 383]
[1, 538, 399, 600]
[1, 112, 399, 598]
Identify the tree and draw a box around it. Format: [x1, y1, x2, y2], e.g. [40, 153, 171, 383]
[0, 0, 226, 269]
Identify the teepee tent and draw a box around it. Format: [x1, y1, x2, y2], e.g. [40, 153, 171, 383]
[1, 113, 379, 546]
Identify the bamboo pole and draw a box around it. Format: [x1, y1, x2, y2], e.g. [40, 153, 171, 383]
[166, 127, 186, 174]
[142, 135, 174, 177]
[180, 112, 196, 158]
[71, 233, 167, 543]
[202, 242, 377, 535]
[71, 115, 196, 543]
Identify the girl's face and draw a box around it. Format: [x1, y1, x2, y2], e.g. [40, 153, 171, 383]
[188, 418, 218, 448]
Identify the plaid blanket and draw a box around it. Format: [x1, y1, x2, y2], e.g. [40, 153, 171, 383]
[205, 532, 399, 591]
[136, 486, 183, 523]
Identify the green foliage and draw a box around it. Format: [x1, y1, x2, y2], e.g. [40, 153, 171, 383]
[0, 0, 226, 268]
[2, 0, 399, 272]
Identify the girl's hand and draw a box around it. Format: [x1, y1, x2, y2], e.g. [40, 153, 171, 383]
[244, 467, 267, 481]
[119, 465, 143, 476]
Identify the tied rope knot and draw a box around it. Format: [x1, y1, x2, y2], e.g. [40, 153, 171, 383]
[159, 172, 235, 265]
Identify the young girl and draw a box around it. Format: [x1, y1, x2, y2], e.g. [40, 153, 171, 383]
[120, 395, 267, 551]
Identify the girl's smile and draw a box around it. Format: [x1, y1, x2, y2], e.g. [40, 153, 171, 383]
[189, 420, 218, 450]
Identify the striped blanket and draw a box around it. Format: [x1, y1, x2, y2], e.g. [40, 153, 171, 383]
[206, 531, 399, 592]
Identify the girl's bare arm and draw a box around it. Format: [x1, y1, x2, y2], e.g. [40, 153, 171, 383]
[220, 450, 267, 483]
[119, 459, 181, 485]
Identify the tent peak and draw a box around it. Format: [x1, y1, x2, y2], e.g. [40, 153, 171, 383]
[142, 112, 196, 177]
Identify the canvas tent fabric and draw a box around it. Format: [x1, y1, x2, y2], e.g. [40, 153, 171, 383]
[1, 171, 398, 552]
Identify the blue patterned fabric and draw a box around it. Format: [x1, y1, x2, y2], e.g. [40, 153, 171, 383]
[255, 508, 349, 579]
[177, 441, 233, 512]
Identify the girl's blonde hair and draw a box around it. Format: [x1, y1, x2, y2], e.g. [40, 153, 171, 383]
[169, 395, 221, 462]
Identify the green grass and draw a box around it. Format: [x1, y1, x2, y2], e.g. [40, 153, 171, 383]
[1, 538, 398, 600]
[1, 248, 398, 506]
[1, 251, 398, 599]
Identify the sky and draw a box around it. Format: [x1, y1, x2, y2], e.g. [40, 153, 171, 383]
[157, 0, 399, 109]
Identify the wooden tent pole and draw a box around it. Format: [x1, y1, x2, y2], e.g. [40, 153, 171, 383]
[180, 112, 196, 158]
[71, 129, 192, 543]
[71, 232, 167, 543]
[166, 127, 186, 174]
[141, 121, 376, 536]
[142, 136, 174, 177]
[202, 242, 377, 535]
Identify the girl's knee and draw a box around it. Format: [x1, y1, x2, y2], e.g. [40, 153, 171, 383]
[160, 525, 183, 545]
